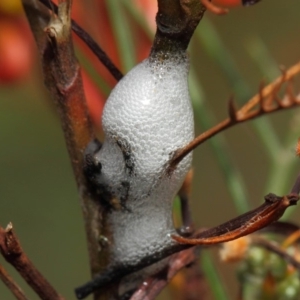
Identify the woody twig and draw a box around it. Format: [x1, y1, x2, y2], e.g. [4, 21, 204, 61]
[253, 236, 300, 271]
[172, 170, 300, 245]
[170, 61, 300, 170]
[0, 223, 64, 300]
[22, 1, 114, 299]
[130, 248, 198, 300]
[0, 263, 28, 300]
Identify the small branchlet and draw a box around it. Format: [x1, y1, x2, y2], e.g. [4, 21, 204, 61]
[0, 223, 65, 300]
[253, 236, 300, 271]
[0, 263, 28, 300]
[172, 193, 299, 245]
[170, 61, 300, 170]
[130, 247, 198, 300]
[172, 169, 300, 246]
[262, 221, 300, 236]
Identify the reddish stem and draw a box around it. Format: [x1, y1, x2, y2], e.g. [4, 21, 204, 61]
[0, 224, 65, 300]
[0, 263, 28, 300]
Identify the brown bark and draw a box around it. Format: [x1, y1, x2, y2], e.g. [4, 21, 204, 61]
[0, 223, 64, 300]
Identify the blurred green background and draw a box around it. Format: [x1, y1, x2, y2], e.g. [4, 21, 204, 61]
[1, 0, 300, 299]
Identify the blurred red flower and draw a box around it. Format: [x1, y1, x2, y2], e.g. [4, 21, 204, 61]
[1, 0, 156, 125]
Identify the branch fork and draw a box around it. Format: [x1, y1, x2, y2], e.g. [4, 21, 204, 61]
[0, 223, 65, 300]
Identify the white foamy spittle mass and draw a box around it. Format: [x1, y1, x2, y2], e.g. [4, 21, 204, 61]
[95, 52, 194, 265]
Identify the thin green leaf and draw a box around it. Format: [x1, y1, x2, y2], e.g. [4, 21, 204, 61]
[105, 0, 136, 72]
[246, 37, 299, 214]
[75, 46, 111, 96]
[201, 251, 230, 300]
[195, 18, 281, 161]
[121, 0, 154, 40]
[245, 36, 281, 80]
